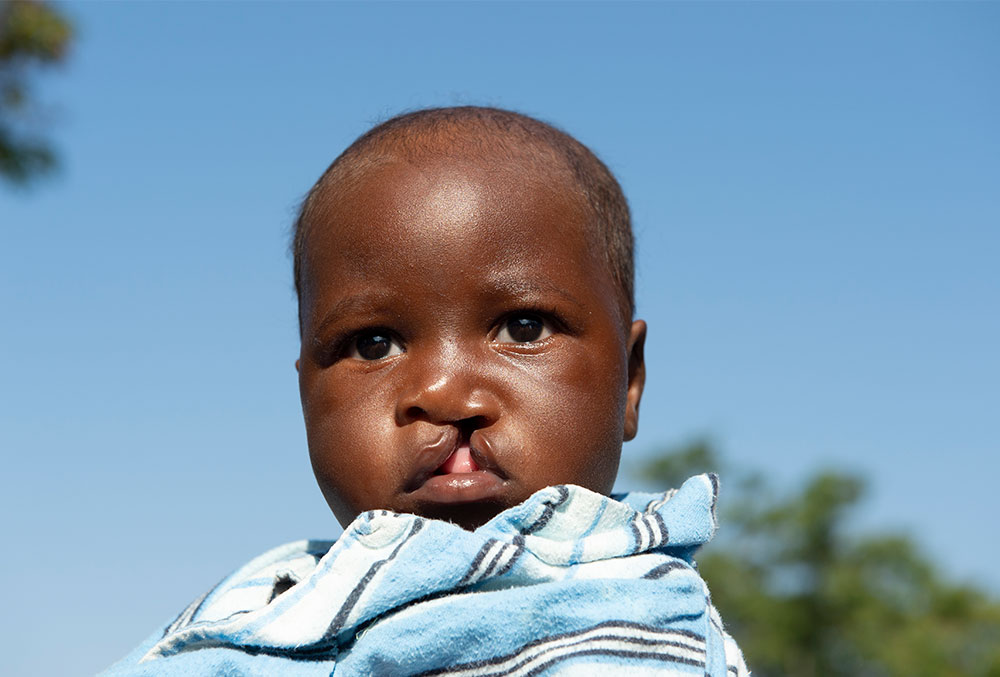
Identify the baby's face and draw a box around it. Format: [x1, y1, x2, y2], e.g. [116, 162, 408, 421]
[297, 154, 645, 530]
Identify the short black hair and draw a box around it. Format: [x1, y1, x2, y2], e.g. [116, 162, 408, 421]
[292, 106, 634, 328]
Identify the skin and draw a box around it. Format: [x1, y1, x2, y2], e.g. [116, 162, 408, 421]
[297, 150, 646, 531]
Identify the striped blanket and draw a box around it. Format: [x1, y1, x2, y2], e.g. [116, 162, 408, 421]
[103, 474, 749, 676]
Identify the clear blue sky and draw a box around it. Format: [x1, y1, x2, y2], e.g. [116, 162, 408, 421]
[1, 3, 997, 675]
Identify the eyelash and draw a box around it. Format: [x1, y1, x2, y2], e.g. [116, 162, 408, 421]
[336, 327, 403, 362]
[326, 308, 568, 363]
[493, 311, 558, 345]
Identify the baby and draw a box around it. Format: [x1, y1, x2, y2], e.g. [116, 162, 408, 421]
[105, 107, 749, 676]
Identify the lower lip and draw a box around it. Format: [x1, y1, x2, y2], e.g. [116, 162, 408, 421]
[408, 471, 506, 504]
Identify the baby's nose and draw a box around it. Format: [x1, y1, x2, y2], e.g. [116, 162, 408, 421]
[394, 345, 500, 427]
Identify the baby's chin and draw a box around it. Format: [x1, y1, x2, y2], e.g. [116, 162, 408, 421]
[409, 499, 510, 531]
[332, 497, 513, 532]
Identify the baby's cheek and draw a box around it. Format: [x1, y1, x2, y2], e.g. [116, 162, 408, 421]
[559, 350, 629, 464]
[520, 358, 624, 471]
[553, 346, 627, 407]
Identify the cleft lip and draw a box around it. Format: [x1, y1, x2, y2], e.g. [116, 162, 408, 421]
[404, 426, 507, 496]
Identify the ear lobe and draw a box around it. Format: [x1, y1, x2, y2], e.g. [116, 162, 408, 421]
[623, 320, 646, 441]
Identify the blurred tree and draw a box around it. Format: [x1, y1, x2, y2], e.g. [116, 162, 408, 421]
[640, 441, 1000, 677]
[0, 0, 71, 185]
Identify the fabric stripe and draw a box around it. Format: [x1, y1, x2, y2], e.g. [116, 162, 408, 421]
[459, 539, 501, 586]
[646, 514, 662, 546]
[520, 646, 704, 677]
[633, 514, 649, 551]
[653, 512, 670, 547]
[520, 485, 570, 535]
[490, 535, 524, 578]
[322, 517, 425, 640]
[478, 542, 511, 580]
[629, 515, 643, 553]
[708, 474, 719, 523]
[642, 560, 689, 579]
[417, 622, 706, 677]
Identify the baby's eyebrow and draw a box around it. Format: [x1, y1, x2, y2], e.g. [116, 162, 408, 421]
[309, 278, 583, 338]
[312, 292, 402, 336]
[481, 275, 584, 308]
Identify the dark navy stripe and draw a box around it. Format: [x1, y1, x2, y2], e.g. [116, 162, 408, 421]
[225, 642, 336, 662]
[653, 511, 670, 547]
[423, 637, 706, 677]
[520, 486, 570, 535]
[642, 559, 689, 579]
[521, 647, 704, 677]
[478, 543, 509, 580]
[459, 540, 498, 586]
[634, 514, 650, 551]
[491, 536, 524, 578]
[629, 516, 643, 553]
[645, 515, 661, 545]
[708, 473, 719, 521]
[415, 621, 706, 676]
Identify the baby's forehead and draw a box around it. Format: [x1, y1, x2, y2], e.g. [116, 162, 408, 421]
[310, 152, 593, 257]
[310, 146, 592, 241]
[297, 157, 614, 320]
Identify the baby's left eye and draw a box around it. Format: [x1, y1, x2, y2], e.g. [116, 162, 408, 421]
[496, 315, 553, 344]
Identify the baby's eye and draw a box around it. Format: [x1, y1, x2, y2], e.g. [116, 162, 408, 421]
[496, 314, 553, 344]
[349, 331, 404, 361]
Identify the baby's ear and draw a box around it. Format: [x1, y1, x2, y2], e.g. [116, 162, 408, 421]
[623, 320, 646, 441]
[295, 359, 301, 373]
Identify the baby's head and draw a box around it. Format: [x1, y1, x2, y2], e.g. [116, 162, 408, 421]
[293, 107, 646, 530]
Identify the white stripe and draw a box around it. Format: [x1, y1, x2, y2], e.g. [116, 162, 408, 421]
[483, 543, 516, 578]
[505, 637, 704, 677]
[468, 540, 506, 584]
[645, 515, 661, 546]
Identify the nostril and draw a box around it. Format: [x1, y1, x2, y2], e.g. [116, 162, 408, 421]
[403, 405, 426, 423]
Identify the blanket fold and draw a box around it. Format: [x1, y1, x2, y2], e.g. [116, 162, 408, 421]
[102, 474, 749, 676]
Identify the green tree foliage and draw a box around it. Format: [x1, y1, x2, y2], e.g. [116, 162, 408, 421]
[640, 441, 1000, 677]
[0, 0, 71, 185]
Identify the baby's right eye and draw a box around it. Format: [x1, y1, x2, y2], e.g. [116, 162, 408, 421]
[348, 331, 404, 361]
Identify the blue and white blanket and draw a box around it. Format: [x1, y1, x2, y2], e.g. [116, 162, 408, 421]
[103, 474, 749, 676]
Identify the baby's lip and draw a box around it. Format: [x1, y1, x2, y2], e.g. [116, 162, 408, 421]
[404, 427, 507, 502]
[404, 427, 462, 491]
